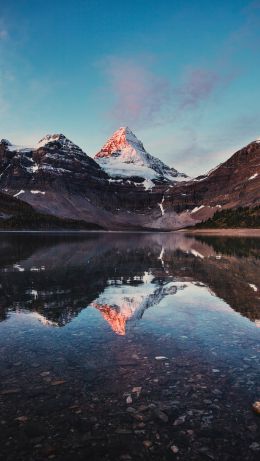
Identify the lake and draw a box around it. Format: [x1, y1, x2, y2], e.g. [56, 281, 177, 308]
[0, 232, 259, 460]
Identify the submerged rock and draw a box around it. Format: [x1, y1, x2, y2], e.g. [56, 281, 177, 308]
[126, 395, 133, 404]
[252, 401, 260, 415]
[154, 409, 169, 423]
[170, 445, 179, 454]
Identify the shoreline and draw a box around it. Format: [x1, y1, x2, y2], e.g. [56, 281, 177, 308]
[0, 228, 259, 236]
[0, 229, 172, 234]
[182, 228, 260, 237]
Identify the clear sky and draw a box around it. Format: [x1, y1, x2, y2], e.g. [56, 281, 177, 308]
[0, 0, 259, 175]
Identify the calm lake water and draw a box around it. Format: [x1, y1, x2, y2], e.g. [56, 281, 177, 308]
[0, 232, 259, 461]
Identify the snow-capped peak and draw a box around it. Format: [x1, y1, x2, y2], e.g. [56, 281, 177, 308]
[37, 133, 72, 148]
[1, 139, 12, 146]
[95, 126, 146, 163]
[95, 127, 188, 184]
[36, 134, 87, 157]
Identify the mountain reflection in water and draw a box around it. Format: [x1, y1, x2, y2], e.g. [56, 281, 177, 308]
[0, 232, 260, 461]
[91, 274, 184, 335]
[0, 232, 259, 332]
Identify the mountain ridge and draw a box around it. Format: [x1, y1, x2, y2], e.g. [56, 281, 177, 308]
[0, 130, 259, 230]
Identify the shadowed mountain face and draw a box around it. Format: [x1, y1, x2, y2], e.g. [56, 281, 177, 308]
[164, 140, 260, 221]
[0, 233, 259, 333]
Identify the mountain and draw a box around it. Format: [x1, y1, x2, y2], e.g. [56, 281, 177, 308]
[95, 126, 188, 188]
[161, 139, 260, 223]
[0, 133, 106, 180]
[0, 134, 114, 226]
[194, 206, 260, 229]
[0, 133, 172, 229]
[0, 132, 259, 230]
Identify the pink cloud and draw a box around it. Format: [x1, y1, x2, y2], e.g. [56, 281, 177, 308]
[101, 56, 171, 127]
[100, 56, 234, 128]
[0, 29, 7, 39]
[0, 19, 8, 40]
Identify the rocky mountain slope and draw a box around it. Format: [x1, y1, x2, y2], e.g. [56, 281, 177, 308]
[159, 139, 260, 224]
[194, 206, 260, 228]
[0, 132, 189, 229]
[0, 131, 259, 230]
[0, 191, 103, 230]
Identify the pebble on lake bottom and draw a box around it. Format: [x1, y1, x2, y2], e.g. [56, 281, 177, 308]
[252, 401, 260, 415]
[126, 395, 132, 404]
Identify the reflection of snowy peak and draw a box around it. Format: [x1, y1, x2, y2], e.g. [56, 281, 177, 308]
[95, 127, 188, 186]
[91, 273, 181, 335]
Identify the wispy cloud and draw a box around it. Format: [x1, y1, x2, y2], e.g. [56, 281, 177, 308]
[0, 18, 8, 40]
[99, 0, 259, 133]
[0, 69, 11, 117]
[0, 19, 9, 116]
[100, 55, 231, 128]
[175, 68, 230, 112]
[100, 56, 171, 127]
[160, 113, 260, 176]
[221, 1, 260, 59]
[0, 29, 8, 40]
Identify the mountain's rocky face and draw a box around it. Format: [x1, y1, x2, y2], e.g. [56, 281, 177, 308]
[0, 190, 33, 220]
[0, 190, 104, 230]
[161, 139, 260, 222]
[0, 134, 167, 229]
[0, 133, 107, 186]
[0, 135, 116, 227]
[0, 131, 259, 230]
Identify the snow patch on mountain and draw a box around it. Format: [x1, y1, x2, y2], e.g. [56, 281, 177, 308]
[142, 179, 154, 190]
[248, 172, 258, 180]
[190, 205, 205, 214]
[158, 195, 165, 216]
[1, 139, 34, 153]
[98, 159, 157, 180]
[37, 133, 77, 149]
[13, 190, 25, 198]
[30, 190, 46, 195]
[249, 283, 258, 292]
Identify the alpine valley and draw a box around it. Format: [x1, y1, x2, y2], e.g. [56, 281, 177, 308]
[0, 127, 259, 230]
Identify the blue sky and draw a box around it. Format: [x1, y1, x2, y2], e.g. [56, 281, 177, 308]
[0, 0, 259, 175]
